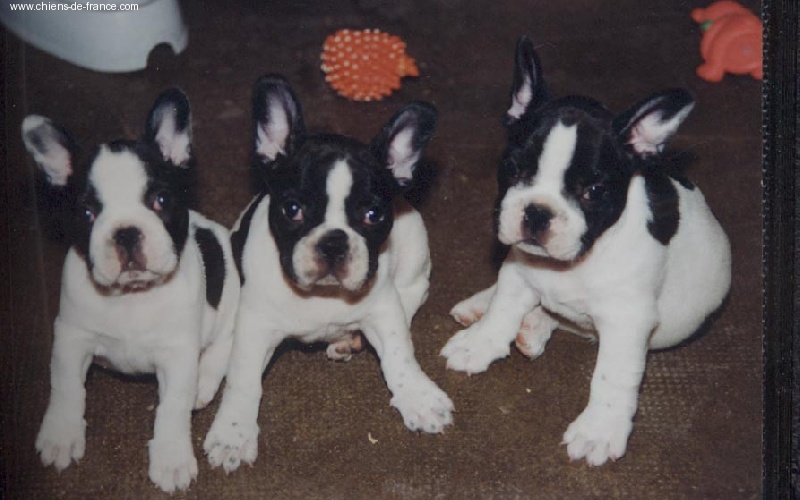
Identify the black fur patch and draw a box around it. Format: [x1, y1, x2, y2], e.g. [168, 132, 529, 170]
[195, 226, 226, 309]
[231, 192, 266, 285]
[643, 172, 680, 245]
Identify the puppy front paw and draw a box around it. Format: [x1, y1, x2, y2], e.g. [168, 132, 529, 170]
[391, 379, 454, 433]
[35, 415, 86, 470]
[148, 437, 198, 493]
[204, 417, 259, 473]
[440, 325, 510, 374]
[562, 406, 633, 466]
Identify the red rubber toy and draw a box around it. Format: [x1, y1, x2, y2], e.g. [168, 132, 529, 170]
[692, 1, 762, 82]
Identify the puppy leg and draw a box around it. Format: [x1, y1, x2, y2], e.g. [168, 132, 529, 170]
[441, 264, 536, 373]
[36, 319, 94, 470]
[449, 284, 496, 327]
[148, 350, 199, 493]
[562, 308, 654, 466]
[361, 290, 453, 434]
[204, 307, 282, 473]
[515, 306, 559, 359]
[195, 334, 233, 409]
[396, 272, 430, 327]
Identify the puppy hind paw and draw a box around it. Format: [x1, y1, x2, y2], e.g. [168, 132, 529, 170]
[440, 326, 509, 374]
[203, 419, 259, 473]
[148, 438, 198, 493]
[391, 381, 454, 434]
[450, 302, 484, 327]
[325, 333, 364, 362]
[36, 416, 86, 470]
[514, 323, 551, 360]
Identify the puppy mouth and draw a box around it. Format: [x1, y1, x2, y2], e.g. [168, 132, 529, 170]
[291, 261, 370, 295]
[314, 274, 344, 287]
[90, 268, 173, 295]
[301, 269, 366, 292]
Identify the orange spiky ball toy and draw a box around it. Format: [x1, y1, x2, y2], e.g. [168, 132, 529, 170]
[321, 29, 419, 101]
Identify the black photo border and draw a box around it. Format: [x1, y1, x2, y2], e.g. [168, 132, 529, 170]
[762, 0, 798, 497]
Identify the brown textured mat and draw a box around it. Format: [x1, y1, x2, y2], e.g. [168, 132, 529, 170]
[2, 0, 761, 497]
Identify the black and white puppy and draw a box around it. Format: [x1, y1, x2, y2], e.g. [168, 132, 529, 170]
[441, 37, 731, 466]
[203, 75, 453, 473]
[22, 89, 239, 492]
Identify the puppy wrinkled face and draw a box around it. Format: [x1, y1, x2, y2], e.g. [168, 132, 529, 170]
[267, 136, 395, 293]
[78, 141, 189, 291]
[496, 99, 630, 261]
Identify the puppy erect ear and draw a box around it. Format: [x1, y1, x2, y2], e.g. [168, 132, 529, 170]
[145, 87, 193, 167]
[613, 89, 695, 158]
[21, 115, 75, 186]
[371, 101, 437, 187]
[505, 35, 551, 125]
[252, 74, 305, 164]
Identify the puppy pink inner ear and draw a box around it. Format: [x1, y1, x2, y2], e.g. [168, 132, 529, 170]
[154, 112, 192, 167]
[387, 127, 419, 183]
[627, 104, 694, 156]
[256, 121, 288, 160]
[255, 99, 291, 161]
[21, 116, 73, 186]
[507, 75, 533, 120]
[37, 146, 72, 186]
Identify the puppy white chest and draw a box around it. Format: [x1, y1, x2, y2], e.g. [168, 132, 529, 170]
[58, 248, 203, 373]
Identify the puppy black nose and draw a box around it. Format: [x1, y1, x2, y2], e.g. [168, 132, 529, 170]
[317, 229, 349, 264]
[523, 204, 553, 234]
[114, 227, 141, 253]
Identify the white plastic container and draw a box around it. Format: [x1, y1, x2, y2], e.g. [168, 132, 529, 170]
[0, 0, 187, 73]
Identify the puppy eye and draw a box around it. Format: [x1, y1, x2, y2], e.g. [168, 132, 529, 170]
[363, 207, 385, 226]
[84, 207, 96, 222]
[282, 200, 304, 222]
[582, 184, 607, 201]
[152, 191, 170, 212]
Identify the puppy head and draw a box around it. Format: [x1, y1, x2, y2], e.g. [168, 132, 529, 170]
[495, 36, 695, 261]
[251, 75, 436, 293]
[22, 88, 195, 291]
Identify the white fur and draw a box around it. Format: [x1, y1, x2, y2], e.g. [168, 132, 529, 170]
[36, 211, 239, 493]
[204, 193, 452, 473]
[442, 175, 731, 466]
